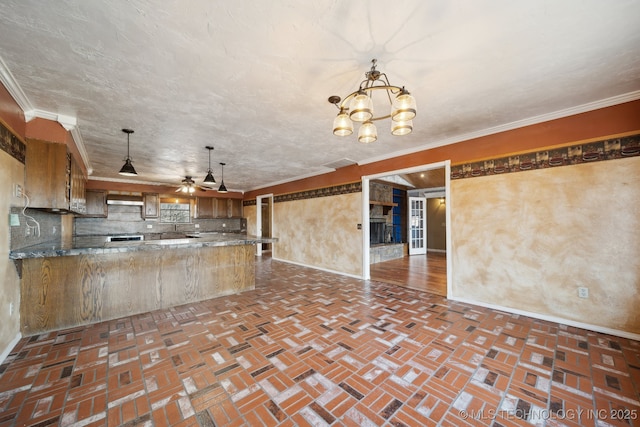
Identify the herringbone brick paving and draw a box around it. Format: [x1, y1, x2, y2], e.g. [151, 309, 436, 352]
[1, 258, 639, 426]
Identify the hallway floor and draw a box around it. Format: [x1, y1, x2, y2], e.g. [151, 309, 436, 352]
[370, 252, 447, 297]
[1, 258, 639, 426]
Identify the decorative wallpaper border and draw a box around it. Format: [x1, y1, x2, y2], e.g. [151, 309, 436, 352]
[244, 182, 362, 206]
[243, 133, 640, 204]
[451, 133, 640, 180]
[0, 121, 25, 164]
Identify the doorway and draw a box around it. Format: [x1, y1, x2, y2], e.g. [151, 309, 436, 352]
[256, 194, 273, 257]
[362, 161, 452, 297]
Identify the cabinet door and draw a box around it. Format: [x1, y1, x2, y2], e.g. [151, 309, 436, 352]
[229, 199, 243, 218]
[85, 190, 107, 217]
[25, 139, 70, 210]
[196, 197, 214, 219]
[143, 193, 159, 219]
[69, 156, 87, 214]
[214, 198, 228, 218]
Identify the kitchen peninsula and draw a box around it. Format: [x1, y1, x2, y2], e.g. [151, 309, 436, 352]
[10, 233, 276, 335]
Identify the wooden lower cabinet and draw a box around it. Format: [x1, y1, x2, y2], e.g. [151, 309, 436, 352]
[19, 245, 256, 334]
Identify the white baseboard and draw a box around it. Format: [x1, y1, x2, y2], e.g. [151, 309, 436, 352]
[0, 332, 22, 365]
[450, 296, 640, 341]
[271, 257, 364, 280]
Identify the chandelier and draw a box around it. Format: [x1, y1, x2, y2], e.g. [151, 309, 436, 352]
[328, 59, 416, 143]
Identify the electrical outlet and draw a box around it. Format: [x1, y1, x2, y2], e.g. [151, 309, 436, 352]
[13, 183, 23, 198]
[9, 302, 13, 316]
[194, 224, 200, 228]
[25, 226, 31, 237]
[147, 224, 153, 229]
[578, 287, 589, 298]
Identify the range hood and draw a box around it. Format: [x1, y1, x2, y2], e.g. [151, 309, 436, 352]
[106, 194, 144, 206]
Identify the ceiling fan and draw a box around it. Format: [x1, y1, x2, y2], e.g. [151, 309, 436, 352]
[175, 176, 213, 193]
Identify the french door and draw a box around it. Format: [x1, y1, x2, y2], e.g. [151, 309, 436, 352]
[408, 197, 427, 255]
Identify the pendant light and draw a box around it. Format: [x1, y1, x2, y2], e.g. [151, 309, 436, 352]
[118, 129, 137, 176]
[203, 146, 216, 184]
[218, 162, 228, 193]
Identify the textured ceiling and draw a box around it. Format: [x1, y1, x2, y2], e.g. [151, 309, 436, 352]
[1, 1, 639, 192]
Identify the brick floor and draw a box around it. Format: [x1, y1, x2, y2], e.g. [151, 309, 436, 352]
[1, 258, 639, 426]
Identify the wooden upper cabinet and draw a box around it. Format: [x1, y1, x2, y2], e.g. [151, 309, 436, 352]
[229, 199, 243, 218]
[195, 197, 215, 219]
[69, 155, 87, 214]
[195, 197, 243, 218]
[214, 198, 227, 218]
[84, 190, 107, 217]
[25, 139, 86, 213]
[142, 193, 159, 219]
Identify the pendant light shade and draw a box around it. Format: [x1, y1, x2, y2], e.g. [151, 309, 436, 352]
[391, 119, 413, 136]
[218, 162, 228, 193]
[349, 90, 373, 122]
[203, 146, 216, 184]
[118, 129, 137, 176]
[391, 87, 417, 122]
[358, 121, 377, 144]
[332, 107, 353, 136]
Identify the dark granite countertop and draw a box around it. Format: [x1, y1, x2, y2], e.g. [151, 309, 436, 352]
[10, 233, 277, 259]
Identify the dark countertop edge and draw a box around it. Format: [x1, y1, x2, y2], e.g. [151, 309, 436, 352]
[10, 236, 278, 260]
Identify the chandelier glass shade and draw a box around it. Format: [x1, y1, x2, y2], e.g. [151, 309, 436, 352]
[332, 107, 353, 136]
[358, 121, 377, 144]
[118, 129, 138, 176]
[329, 59, 416, 143]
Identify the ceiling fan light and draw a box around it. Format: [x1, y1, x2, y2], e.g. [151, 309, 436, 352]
[333, 108, 353, 136]
[349, 90, 373, 122]
[119, 158, 137, 176]
[391, 119, 413, 136]
[358, 121, 377, 144]
[188, 186, 195, 194]
[391, 89, 416, 122]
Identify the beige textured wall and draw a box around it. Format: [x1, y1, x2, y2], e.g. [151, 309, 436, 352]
[273, 192, 363, 276]
[1, 151, 24, 357]
[245, 204, 257, 236]
[450, 156, 640, 334]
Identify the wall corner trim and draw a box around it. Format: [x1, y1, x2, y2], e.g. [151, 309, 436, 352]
[0, 332, 22, 366]
[450, 296, 640, 341]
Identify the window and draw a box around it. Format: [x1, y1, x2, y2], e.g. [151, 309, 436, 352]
[160, 199, 191, 223]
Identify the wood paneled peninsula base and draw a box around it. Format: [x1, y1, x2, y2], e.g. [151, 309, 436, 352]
[11, 235, 274, 335]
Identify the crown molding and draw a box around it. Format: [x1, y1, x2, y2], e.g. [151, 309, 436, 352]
[0, 56, 34, 117]
[358, 90, 640, 166]
[0, 55, 93, 174]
